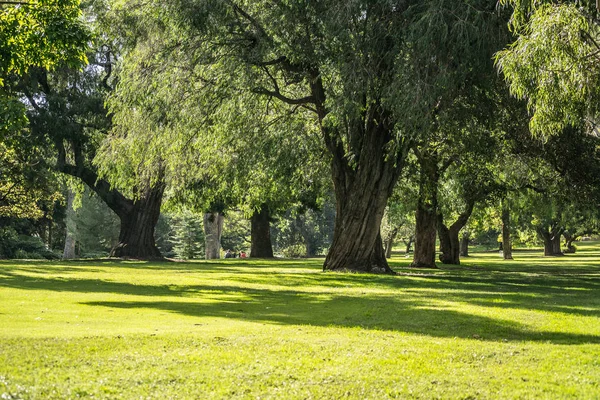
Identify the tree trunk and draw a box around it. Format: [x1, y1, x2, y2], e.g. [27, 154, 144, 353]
[203, 212, 224, 259]
[404, 236, 414, 255]
[304, 237, 315, 258]
[384, 227, 399, 259]
[322, 155, 401, 273]
[250, 204, 274, 258]
[62, 189, 77, 259]
[537, 223, 564, 257]
[501, 201, 513, 260]
[309, 69, 407, 274]
[459, 232, 469, 257]
[297, 214, 315, 257]
[563, 232, 577, 253]
[47, 218, 53, 250]
[437, 216, 453, 264]
[438, 200, 474, 265]
[411, 152, 439, 269]
[551, 234, 563, 255]
[58, 153, 165, 260]
[110, 182, 164, 259]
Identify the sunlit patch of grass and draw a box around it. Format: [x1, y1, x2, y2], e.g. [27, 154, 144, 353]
[1, 243, 600, 398]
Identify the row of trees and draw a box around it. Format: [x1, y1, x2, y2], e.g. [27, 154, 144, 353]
[2, 0, 600, 271]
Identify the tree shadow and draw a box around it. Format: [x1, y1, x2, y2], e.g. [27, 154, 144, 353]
[0, 269, 180, 296]
[2, 261, 600, 343]
[81, 284, 600, 345]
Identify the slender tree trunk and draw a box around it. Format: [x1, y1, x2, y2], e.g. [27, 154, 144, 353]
[250, 204, 274, 258]
[384, 227, 399, 259]
[110, 182, 164, 259]
[203, 212, 224, 259]
[47, 218, 53, 250]
[501, 201, 513, 260]
[411, 153, 439, 268]
[438, 200, 474, 265]
[459, 232, 469, 257]
[62, 189, 77, 259]
[404, 236, 414, 255]
[297, 214, 315, 257]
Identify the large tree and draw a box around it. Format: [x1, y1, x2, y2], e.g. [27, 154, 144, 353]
[3, 1, 168, 259]
[103, 0, 508, 273]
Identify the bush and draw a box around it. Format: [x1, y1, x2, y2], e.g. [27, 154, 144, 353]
[0, 228, 58, 260]
[281, 244, 306, 258]
[0, 227, 19, 258]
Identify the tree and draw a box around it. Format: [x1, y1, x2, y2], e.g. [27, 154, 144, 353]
[382, 163, 418, 258]
[1, 0, 89, 148]
[497, 0, 600, 137]
[1, 1, 89, 224]
[100, 0, 508, 273]
[62, 189, 77, 259]
[170, 209, 205, 260]
[436, 125, 504, 265]
[3, 2, 170, 260]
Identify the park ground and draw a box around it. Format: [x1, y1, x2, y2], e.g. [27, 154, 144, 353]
[1, 243, 600, 399]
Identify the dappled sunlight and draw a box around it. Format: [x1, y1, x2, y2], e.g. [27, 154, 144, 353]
[2, 249, 600, 345]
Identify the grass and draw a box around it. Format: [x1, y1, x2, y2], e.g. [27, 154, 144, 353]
[1, 243, 600, 399]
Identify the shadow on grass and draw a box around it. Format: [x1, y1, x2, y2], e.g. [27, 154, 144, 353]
[2, 260, 600, 344]
[81, 284, 600, 345]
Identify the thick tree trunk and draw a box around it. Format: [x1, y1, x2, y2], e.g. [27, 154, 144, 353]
[384, 227, 399, 259]
[309, 70, 407, 274]
[250, 204, 274, 258]
[501, 201, 513, 260]
[459, 232, 469, 257]
[62, 189, 77, 259]
[411, 153, 439, 269]
[110, 183, 164, 259]
[551, 234, 563, 255]
[203, 212, 224, 259]
[323, 148, 402, 273]
[437, 217, 453, 264]
[537, 224, 564, 257]
[58, 153, 165, 260]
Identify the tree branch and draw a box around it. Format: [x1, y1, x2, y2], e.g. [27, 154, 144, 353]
[252, 87, 315, 105]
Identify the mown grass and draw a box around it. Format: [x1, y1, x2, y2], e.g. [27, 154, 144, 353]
[1, 243, 600, 399]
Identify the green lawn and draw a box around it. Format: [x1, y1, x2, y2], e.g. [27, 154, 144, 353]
[1, 243, 600, 399]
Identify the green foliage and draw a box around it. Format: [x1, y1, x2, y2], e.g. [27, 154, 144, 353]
[70, 190, 120, 257]
[221, 211, 251, 253]
[497, 2, 600, 136]
[0, 226, 58, 259]
[0, 139, 62, 219]
[0, 0, 91, 152]
[0, 0, 90, 82]
[272, 199, 335, 257]
[169, 210, 205, 260]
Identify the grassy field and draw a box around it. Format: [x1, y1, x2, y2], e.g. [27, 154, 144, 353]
[1, 243, 600, 399]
